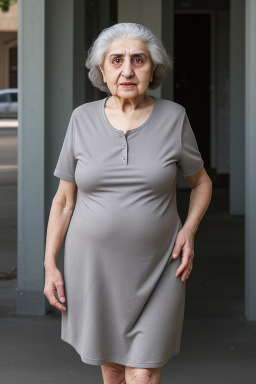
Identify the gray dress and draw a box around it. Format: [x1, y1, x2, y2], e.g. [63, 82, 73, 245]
[53, 95, 204, 368]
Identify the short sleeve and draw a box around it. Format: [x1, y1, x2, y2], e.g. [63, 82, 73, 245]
[53, 111, 77, 182]
[177, 109, 204, 176]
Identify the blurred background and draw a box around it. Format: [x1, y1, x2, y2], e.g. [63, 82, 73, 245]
[0, 0, 255, 383]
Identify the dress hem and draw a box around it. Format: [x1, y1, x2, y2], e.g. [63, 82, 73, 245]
[61, 335, 180, 368]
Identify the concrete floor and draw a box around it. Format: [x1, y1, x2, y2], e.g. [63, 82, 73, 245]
[0, 182, 256, 383]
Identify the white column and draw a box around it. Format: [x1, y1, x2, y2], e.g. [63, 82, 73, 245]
[245, 0, 256, 320]
[230, 0, 245, 215]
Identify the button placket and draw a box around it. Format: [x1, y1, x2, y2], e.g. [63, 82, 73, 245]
[120, 131, 128, 165]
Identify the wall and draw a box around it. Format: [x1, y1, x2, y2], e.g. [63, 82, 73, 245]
[0, 31, 17, 88]
[216, 10, 230, 173]
[0, 3, 18, 89]
[118, 0, 230, 174]
[117, 0, 162, 98]
[0, 2, 18, 31]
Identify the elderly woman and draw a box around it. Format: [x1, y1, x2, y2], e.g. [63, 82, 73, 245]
[44, 22, 212, 384]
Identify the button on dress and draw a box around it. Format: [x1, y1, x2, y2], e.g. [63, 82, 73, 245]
[53, 95, 204, 368]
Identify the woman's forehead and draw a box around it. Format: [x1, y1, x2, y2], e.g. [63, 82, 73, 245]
[105, 38, 149, 56]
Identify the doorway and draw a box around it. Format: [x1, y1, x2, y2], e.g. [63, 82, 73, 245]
[174, 13, 211, 169]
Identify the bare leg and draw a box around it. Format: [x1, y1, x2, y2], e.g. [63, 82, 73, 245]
[125, 366, 162, 384]
[101, 362, 126, 384]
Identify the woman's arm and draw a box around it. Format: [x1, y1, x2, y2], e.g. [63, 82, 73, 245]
[44, 179, 77, 311]
[172, 166, 212, 282]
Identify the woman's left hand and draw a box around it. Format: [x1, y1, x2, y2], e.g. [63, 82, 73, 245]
[171, 227, 195, 282]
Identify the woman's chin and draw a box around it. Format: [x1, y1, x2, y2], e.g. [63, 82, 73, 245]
[111, 89, 148, 99]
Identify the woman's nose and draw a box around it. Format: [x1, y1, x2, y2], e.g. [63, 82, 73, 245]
[121, 60, 134, 77]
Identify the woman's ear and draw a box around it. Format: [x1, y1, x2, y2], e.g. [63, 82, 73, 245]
[98, 65, 106, 82]
[150, 64, 157, 82]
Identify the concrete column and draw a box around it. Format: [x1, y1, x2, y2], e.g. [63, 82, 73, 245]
[45, 0, 85, 224]
[229, 0, 245, 215]
[17, 0, 77, 315]
[17, 0, 47, 315]
[44, 0, 82, 318]
[245, 0, 256, 321]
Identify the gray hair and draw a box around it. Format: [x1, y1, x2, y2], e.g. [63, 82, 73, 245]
[85, 22, 173, 93]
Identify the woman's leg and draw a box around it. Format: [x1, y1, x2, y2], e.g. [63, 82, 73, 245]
[125, 366, 162, 384]
[101, 362, 126, 384]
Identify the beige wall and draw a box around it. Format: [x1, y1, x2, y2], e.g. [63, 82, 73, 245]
[0, 3, 17, 89]
[0, 2, 18, 32]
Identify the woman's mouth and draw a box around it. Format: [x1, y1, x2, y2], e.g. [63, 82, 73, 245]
[120, 83, 136, 89]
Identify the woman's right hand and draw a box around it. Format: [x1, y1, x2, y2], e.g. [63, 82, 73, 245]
[44, 266, 67, 312]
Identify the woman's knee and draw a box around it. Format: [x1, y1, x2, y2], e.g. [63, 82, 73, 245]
[101, 362, 126, 384]
[125, 366, 161, 384]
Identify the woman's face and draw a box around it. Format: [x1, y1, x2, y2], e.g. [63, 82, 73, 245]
[98, 38, 156, 99]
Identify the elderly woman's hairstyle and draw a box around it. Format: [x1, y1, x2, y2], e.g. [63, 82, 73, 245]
[85, 22, 173, 93]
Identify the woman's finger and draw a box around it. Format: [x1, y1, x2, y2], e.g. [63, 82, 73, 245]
[44, 286, 67, 312]
[51, 290, 67, 311]
[181, 272, 187, 282]
[175, 246, 191, 275]
[172, 236, 185, 259]
[175, 256, 189, 277]
[182, 263, 193, 282]
[44, 267, 67, 311]
[176, 252, 194, 278]
[55, 280, 66, 303]
[181, 267, 190, 282]
[53, 289, 67, 311]
[172, 242, 183, 259]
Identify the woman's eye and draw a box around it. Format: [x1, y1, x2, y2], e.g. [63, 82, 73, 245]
[134, 57, 143, 64]
[113, 58, 122, 64]
[112, 57, 144, 65]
